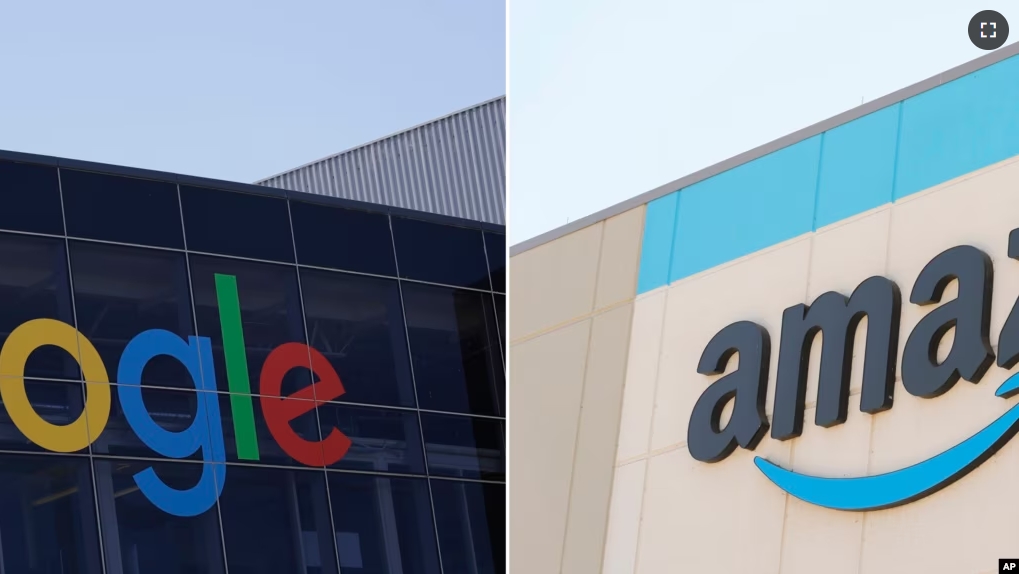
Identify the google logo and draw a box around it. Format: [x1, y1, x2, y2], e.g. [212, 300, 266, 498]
[0, 273, 351, 518]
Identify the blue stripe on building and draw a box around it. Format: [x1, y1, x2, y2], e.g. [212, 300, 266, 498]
[637, 53, 1019, 294]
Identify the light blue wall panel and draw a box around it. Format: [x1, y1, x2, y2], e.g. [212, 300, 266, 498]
[895, 56, 1019, 199]
[634, 53, 1019, 295]
[636, 191, 679, 294]
[669, 135, 821, 282]
[815, 104, 900, 228]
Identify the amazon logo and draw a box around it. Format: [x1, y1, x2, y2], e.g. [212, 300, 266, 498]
[688, 227, 1019, 511]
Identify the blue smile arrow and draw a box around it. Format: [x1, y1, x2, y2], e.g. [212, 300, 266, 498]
[755, 373, 1019, 511]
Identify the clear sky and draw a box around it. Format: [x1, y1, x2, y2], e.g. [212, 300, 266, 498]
[509, 0, 1011, 243]
[0, 1, 505, 183]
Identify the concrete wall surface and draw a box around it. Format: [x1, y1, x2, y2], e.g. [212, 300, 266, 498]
[509, 207, 643, 574]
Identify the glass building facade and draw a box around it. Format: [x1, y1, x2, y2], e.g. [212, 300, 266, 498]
[0, 156, 505, 574]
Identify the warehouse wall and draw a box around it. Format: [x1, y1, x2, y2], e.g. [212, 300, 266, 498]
[609, 155, 1019, 574]
[509, 207, 643, 574]
[603, 48, 1019, 574]
[512, 42, 1019, 574]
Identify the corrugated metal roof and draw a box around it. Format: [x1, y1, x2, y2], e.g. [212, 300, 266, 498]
[256, 97, 506, 225]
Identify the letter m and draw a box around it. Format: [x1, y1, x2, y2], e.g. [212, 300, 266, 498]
[771, 276, 901, 440]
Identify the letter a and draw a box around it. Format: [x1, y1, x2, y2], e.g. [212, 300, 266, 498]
[902, 245, 994, 398]
[687, 321, 770, 463]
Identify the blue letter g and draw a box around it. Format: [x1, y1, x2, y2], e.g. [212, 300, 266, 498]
[117, 329, 226, 517]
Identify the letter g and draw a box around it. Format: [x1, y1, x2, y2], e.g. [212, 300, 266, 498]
[117, 330, 226, 517]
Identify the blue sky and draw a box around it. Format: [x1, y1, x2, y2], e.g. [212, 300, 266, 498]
[510, 0, 1010, 243]
[0, 1, 505, 183]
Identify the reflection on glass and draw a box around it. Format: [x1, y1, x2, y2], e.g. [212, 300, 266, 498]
[94, 386, 207, 461]
[95, 459, 226, 574]
[421, 413, 505, 481]
[301, 268, 415, 407]
[0, 160, 64, 235]
[218, 394, 322, 467]
[0, 379, 88, 453]
[0, 454, 103, 574]
[391, 217, 490, 289]
[327, 473, 441, 574]
[69, 241, 195, 387]
[0, 233, 80, 380]
[179, 186, 294, 263]
[402, 283, 505, 416]
[316, 403, 425, 474]
[189, 255, 311, 395]
[431, 480, 505, 574]
[219, 465, 338, 574]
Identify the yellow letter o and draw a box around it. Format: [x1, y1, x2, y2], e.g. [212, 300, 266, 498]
[0, 319, 110, 452]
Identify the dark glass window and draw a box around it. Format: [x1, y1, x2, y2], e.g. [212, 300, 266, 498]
[93, 386, 206, 461]
[327, 473, 441, 574]
[217, 393, 322, 468]
[392, 217, 489, 289]
[402, 283, 504, 416]
[179, 186, 294, 262]
[95, 459, 227, 574]
[0, 454, 103, 574]
[290, 200, 396, 276]
[484, 232, 505, 293]
[60, 170, 184, 249]
[0, 160, 64, 235]
[300, 269, 415, 407]
[0, 233, 80, 380]
[316, 403, 425, 474]
[189, 256, 311, 395]
[420, 414, 505, 481]
[219, 466, 338, 574]
[69, 241, 195, 387]
[493, 294, 506, 411]
[493, 294, 506, 357]
[431, 480, 505, 574]
[0, 379, 87, 453]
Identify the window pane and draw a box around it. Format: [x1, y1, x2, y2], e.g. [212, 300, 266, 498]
[290, 200, 396, 276]
[95, 459, 227, 574]
[180, 186, 294, 263]
[420, 414, 505, 481]
[431, 480, 505, 574]
[69, 241, 195, 387]
[218, 393, 322, 468]
[189, 256, 311, 395]
[316, 403, 425, 474]
[402, 283, 504, 416]
[93, 386, 207, 461]
[0, 454, 103, 574]
[0, 160, 64, 235]
[483, 232, 505, 293]
[300, 269, 415, 407]
[493, 294, 505, 412]
[0, 233, 80, 380]
[327, 473, 441, 574]
[392, 218, 489, 289]
[493, 293, 505, 356]
[60, 170, 184, 249]
[0, 379, 86, 453]
[219, 466, 338, 574]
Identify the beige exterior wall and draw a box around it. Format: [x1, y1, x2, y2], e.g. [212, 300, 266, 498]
[509, 206, 644, 574]
[602, 155, 1019, 574]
